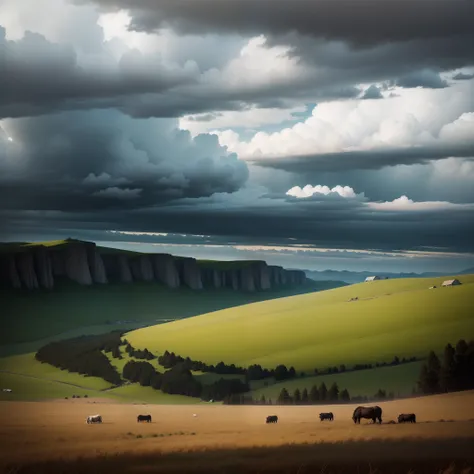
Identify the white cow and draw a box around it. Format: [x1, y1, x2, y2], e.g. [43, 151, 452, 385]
[86, 414, 102, 424]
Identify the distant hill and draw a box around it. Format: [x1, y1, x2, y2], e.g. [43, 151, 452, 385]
[296, 268, 470, 285]
[126, 273, 474, 372]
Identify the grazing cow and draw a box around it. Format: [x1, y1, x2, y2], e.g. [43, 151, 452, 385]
[319, 412, 334, 421]
[137, 414, 152, 423]
[398, 413, 416, 423]
[352, 406, 382, 424]
[86, 415, 102, 424]
[266, 415, 278, 424]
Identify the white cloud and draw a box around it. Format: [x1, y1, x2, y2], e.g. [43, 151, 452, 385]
[179, 105, 306, 137]
[213, 79, 474, 160]
[286, 184, 358, 198]
[367, 195, 474, 211]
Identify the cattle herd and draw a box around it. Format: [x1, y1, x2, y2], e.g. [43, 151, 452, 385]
[264, 406, 417, 425]
[86, 406, 417, 426]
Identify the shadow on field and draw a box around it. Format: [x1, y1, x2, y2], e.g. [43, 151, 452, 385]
[2, 437, 474, 474]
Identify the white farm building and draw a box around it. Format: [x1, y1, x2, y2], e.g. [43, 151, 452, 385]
[441, 279, 462, 287]
[365, 276, 382, 282]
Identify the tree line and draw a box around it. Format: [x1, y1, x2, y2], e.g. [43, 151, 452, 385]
[158, 349, 418, 381]
[158, 350, 298, 381]
[35, 332, 124, 386]
[417, 338, 474, 395]
[122, 360, 249, 401]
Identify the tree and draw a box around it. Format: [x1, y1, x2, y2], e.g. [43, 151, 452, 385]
[309, 385, 320, 403]
[277, 388, 292, 405]
[339, 364, 346, 373]
[260, 394, 266, 405]
[440, 344, 456, 392]
[293, 388, 301, 405]
[274, 365, 289, 381]
[288, 366, 296, 378]
[319, 382, 328, 401]
[328, 382, 339, 401]
[374, 388, 386, 400]
[340, 388, 350, 402]
[301, 388, 309, 405]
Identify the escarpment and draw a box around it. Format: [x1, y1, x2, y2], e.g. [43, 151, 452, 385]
[16, 250, 39, 290]
[33, 246, 54, 289]
[130, 255, 154, 282]
[176, 257, 203, 290]
[102, 254, 133, 283]
[85, 243, 107, 284]
[1, 240, 310, 292]
[151, 254, 180, 288]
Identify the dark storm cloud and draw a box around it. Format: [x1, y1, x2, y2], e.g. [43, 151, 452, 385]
[453, 72, 474, 81]
[78, 0, 474, 47]
[395, 70, 448, 89]
[0, 27, 197, 119]
[247, 144, 474, 173]
[1, 188, 474, 253]
[0, 110, 249, 211]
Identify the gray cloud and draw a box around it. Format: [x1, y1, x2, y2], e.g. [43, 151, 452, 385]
[0, 26, 198, 119]
[78, 0, 474, 47]
[362, 85, 383, 100]
[1, 186, 473, 254]
[453, 72, 474, 80]
[246, 144, 474, 173]
[395, 69, 448, 89]
[0, 109, 249, 211]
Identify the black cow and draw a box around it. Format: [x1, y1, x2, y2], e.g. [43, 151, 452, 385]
[398, 413, 416, 423]
[137, 414, 152, 423]
[352, 406, 382, 424]
[266, 415, 278, 423]
[319, 412, 334, 421]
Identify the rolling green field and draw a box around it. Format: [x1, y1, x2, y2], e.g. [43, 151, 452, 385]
[0, 353, 112, 390]
[2, 281, 336, 347]
[251, 360, 423, 400]
[0, 373, 114, 401]
[126, 274, 474, 373]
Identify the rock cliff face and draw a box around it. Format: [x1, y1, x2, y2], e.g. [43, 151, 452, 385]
[0, 254, 22, 289]
[85, 243, 107, 284]
[102, 254, 133, 283]
[33, 246, 54, 289]
[238, 265, 256, 292]
[16, 250, 39, 290]
[176, 257, 203, 290]
[201, 267, 224, 289]
[151, 254, 180, 288]
[130, 255, 154, 282]
[1, 240, 309, 292]
[252, 262, 271, 290]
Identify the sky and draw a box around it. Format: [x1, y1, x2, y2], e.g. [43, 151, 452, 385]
[0, 0, 474, 273]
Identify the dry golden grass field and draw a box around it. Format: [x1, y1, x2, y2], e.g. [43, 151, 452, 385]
[1, 391, 474, 473]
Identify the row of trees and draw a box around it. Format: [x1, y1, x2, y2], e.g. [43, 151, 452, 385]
[157, 350, 298, 382]
[158, 349, 418, 382]
[124, 342, 155, 361]
[417, 339, 474, 394]
[122, 360, 249, 401]
[35, 332, 124, 385]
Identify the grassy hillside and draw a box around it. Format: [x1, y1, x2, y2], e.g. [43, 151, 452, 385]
[126, 274, 474, 372]
[2, 280, 339, 346]
[251, 361, 423, 400]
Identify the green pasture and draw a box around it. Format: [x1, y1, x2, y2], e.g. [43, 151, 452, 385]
[0, 353, 112, 390]
[126, 274, 474, 373]
[2, 280, 334, 347]
[105, 384, 203, 404]
[251, 361, 423, 401]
